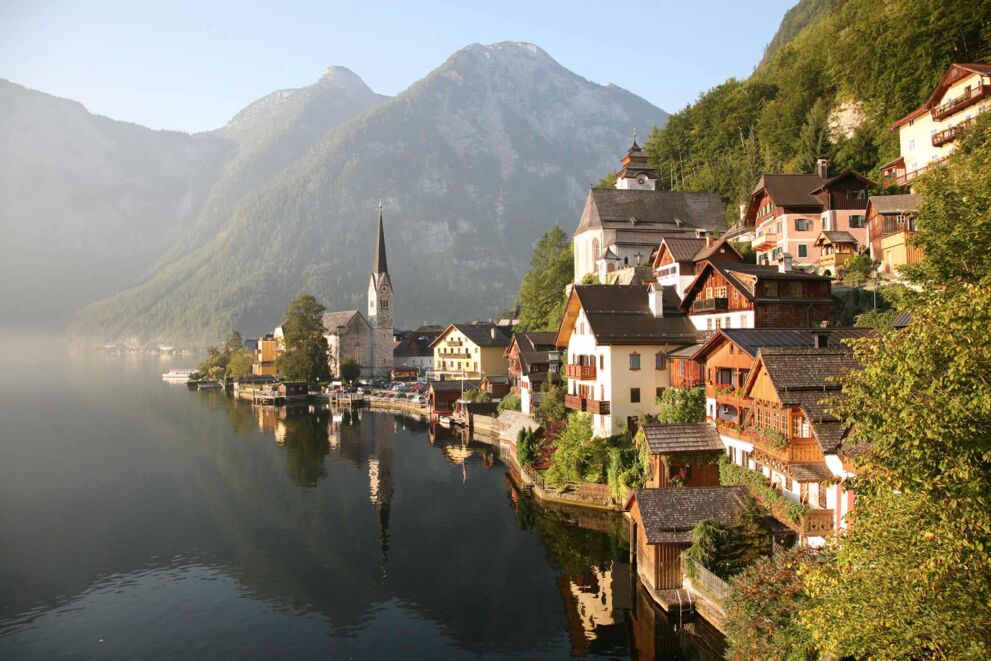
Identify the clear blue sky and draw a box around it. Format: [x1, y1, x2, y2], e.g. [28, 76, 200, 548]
[0, 0, 796, 133]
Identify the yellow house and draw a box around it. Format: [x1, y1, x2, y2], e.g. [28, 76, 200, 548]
[556, 284, 698, 437]
[430, 323, 512, 380]
[813, 231, 860, 278]
[866, 194, 922, 278]
[882, 63, 991, 187]
[252, 335, 279, 376]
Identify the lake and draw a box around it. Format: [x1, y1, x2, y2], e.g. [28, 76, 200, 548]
[0, 338, 724, 659]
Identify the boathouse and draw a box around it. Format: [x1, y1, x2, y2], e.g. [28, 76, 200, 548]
[428, 380, 480, 416]
[626, 486, 750, 595]
[636, 423, 724, 489]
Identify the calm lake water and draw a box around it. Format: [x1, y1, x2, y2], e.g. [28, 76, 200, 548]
[0, 338, 724, 659]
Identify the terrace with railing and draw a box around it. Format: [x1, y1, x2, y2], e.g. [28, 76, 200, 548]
[931, 81, 989, 121]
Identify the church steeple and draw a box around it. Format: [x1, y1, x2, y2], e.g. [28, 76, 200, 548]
[374, 200, 388, 275]
[615, 128, 658, 190]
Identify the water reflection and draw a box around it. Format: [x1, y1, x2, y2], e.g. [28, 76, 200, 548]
[0, 346, 725, 659]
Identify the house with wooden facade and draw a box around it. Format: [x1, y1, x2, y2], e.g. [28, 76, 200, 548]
[733, 346, 861, 545]
[743, 160, 874, 268]
[678, 260, 836, 332]
[428, 379, 480, 416]
[504, 331, 560, 415]
[429, 322, 512, 381]
[813, 231, 859, 278]
[882, 63, 991, 188]
[636, 423, 724, 489]
[625, 487, 751, 595]
[556, 284, 698, 437]
[866, 194, 923, 277]
[252, 334, 279, 376]
[652, 235, 743, 297]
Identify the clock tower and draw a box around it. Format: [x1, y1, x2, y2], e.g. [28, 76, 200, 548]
[367, 201, 394, 377]
[614, 129, 658, 190]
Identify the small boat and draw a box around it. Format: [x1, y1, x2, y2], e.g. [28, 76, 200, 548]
[162, 368, 198, 382]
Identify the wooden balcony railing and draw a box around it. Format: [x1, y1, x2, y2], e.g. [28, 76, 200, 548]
[884, 157, 948, 187]
[931, 82, 989, 121]
[753, 230, 779, 250]
[693, 297, 729, 313]
[564, 394, 586, 412]
[586, 399, 610, 415]
[706, 384, 749, 409]
[801, 508, 835, 535]
[564, 364, 596, 380]
[746, 430, 823, 464]
[932, 118, 973, 147]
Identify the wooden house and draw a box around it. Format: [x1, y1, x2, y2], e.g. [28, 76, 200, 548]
[813, 231, 859, 278]
[626, 487, 750, 594]
[678, 260, 836, 331]
[866, 194, 922, 277]
[428, 379, 480, 416]
[635, 423, 724, 488]
[504, 331, 559, 413]
[652, 235, 742, 298]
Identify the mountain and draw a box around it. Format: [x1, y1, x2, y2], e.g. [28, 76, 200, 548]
[0, 66, 386, 331]
[644, 0, 991, 209]
[70, 42, 669, 345]
[0, 79, 233, 328]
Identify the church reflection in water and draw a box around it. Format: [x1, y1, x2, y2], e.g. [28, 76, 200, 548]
[244, 403, 723, 659]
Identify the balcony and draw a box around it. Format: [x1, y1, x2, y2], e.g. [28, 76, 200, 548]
[932, 119, 973, 147]
[753, 230, 779, 250]
[801, 508, 835, 535]
[931, 82, 989, 121]
[564, 394, 586, 412]
[706, 383, 750, 409]
[693, 297, 729, 313]
[586, 398, 610, 415]
[564, 364, 596, 380]
[746, 429, 823, 464]
[884, 157, 948, 187]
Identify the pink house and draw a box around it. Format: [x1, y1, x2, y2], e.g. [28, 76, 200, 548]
[744, 159, 876, 270]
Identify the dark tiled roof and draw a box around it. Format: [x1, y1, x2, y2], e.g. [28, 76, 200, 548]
[322, 310, 365, 332]
[574, 285, 697, 345]
[432, 323, 512, 348]
[661, 237, 708, 263]
[714, 328, 873, 358]
[667, 343, 703, 359]
[681, 261, 833, 310]
[640, 423, 725, 454]
[693, 236, 742, 262]
[868, 194, 921, 214]
[753, 174, 825, 208]
[809, 171, 876, 194]
[891, 310, 912, 328]
[816, 231, 858, 245]
[515, 332, 557, 352]
[787, 463, 835, 482]
[721, 262, 832, 281]
[430, 379, 481, 393]
[394, 330, 441, 357]
[631, 487, 751, 544]
[758, 347, 859, 393]
[577, 189, 725, 234]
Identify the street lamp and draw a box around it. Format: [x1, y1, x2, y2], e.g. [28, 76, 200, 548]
[870, 269, 878, 311]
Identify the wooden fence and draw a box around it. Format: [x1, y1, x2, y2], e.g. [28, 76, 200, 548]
[682, 554, 730, 604]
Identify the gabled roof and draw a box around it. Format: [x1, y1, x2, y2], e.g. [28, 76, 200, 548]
[556, 285, 697, 347]
[322, 310, 366, 333]
[694, 328, 873, 361]
[892, 63, 991, 128]
[394, 330, 440, 357]
[627, 487, 751, 544]
[809, 171, 877, 194]
[742, 347, 861, 453]
[752, 174, 825, 208]
[679, 261, 832, 311]
[867, 194, 921, 215]
[693, 235, 744, 263]
[656, 237, 709, 265]
[815, 230, 858, 246]
[511, 331, 557, 353]
[640, 423, 725, 454]
[575, 189, 725, 235]
[430, 323, 513, 349]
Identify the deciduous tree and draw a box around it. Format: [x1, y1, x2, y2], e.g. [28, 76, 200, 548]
[276, 294, 330, 382]
[514, 226, 573, 332]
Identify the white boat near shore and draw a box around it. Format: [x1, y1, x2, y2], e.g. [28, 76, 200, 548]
[162, 368, 198, 382]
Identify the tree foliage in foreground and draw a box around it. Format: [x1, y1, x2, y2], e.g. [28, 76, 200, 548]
[275, 294, 330, 382]
[514, 226, 573, 332]
[655, 387, 705, 424]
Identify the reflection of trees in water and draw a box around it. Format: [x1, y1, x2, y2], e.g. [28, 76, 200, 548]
[279, 408, 330, 486]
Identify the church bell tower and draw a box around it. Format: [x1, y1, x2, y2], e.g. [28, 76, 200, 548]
[367, 201, 394, 377]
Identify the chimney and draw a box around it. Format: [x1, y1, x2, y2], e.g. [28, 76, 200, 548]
[648, 283, 665, 318]
[813, 331, 829, 349]
[490, 327, 497, 340]
[706, 235, 714, 247]
[778, 252, 793, 273]
[816, 158, 829, 179]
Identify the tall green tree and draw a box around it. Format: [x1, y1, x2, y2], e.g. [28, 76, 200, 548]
[198, 330, 245, 380]
[802, 281, 991, 659]
[535, 379, 566, 424]
[275, 294, 330, 382]
[339, 358, 360, 384]
[655, 387, 705, 423]
[514, 226, 573, 332]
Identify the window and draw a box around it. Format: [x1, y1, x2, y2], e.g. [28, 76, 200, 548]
[765, 281, 778, 297]
[849, 214, 866, 228]
[630, 388, 641, 403]
[656, 387, 664, 400]
[655, 353, 666, 370]
[908, 139, 916, 151]
[629, 353, 640, 370]
[798, 244, 808, 258]
[707, 317, 714, 330]
[795, 218, 812, 231]
[599, 354, 604, 369]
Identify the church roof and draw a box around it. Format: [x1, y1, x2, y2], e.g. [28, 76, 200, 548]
[322, 310, 366, 333]
[575, 189, 725, 236]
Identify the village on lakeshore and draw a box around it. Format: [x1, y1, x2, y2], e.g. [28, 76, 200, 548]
[164, 62, 990, 639]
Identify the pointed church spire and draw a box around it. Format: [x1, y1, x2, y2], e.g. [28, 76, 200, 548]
[631, 127, 639, 150]
[374, 200, 388, 275]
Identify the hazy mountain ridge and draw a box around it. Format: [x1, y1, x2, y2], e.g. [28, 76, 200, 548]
[0, 78, 236, 327]
[70, 42, 669, 345]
